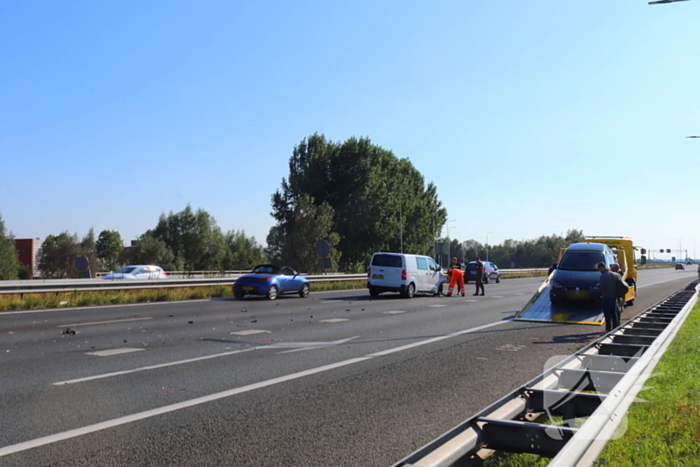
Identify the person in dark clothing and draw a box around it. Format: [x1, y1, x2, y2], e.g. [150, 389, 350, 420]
[473, 257, 485, 296]
[597, 262, 623, 332]
[610, 263, 624, 325]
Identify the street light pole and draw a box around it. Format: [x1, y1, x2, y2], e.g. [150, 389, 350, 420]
[486, 232, 494, 261]
[445, 220, 456, 267]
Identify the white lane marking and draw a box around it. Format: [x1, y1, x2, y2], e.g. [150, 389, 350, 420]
[489, 295, 505, 299]
[229, 329, 271, 336]
[319, 318, 349, 323]
[383, 310, 406, 315]
[3, 357, 371, 458]
[85, 348, 144, 357]
[58, 317, 153, 328]
[465, 300, 479, 303]
[637, 277, 691, 288]
[9, 320, 514, 456]
[272, 336, 359, 354]
[53, 348, 258, 385]
[366, 320, 512, 357]
[428, 304, 447, 308]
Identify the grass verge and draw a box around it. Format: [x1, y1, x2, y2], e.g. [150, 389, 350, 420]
[0, 280, 368, 311]
[481, 302, 700, 467]
[592, 302, 700, 466]
[0, 272, 538, 312]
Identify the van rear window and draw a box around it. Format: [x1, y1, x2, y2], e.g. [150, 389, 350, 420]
[372, 254, 403, 268]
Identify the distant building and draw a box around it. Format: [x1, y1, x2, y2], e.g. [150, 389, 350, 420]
[14, 238, 42, 278]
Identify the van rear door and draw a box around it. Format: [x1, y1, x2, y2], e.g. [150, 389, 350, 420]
[369, 254, 404, 288]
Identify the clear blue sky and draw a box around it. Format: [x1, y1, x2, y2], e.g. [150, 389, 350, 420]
[2, 1, 698, 260]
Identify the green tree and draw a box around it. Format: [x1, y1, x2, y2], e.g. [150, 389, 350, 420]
[128, 233, 180, 271]
[149, 205, 227, 271]
[0, 214, 20, 280]
[38, 232, 80, 278]
[96, 230, 124, 271]
[80, 228, 97, 277]
[284, 195, 340, 273]
[270, 134, 447, 271]
[223, 230, 267, 270]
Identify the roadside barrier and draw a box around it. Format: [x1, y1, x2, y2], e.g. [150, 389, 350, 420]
[0, 270, 545, 296]
[391, 280, 699, 467]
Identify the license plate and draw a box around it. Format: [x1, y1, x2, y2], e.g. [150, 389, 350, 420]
[373, 274, 384, 280]
[243, 286, 255, 291]
[569, 290, 586, 300]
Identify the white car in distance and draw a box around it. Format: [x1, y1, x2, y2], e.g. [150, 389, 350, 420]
[102, 265, 168, 280]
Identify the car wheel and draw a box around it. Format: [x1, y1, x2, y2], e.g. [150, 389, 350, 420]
[484, 276, 489, 284]
[402, 282, 415, 299]
[369, 287, 380, 297]
[234, 290, 244, 299]
[299, 284, 310, 298]
[496, 275, 500, 283]
[266, 285, 278, 300]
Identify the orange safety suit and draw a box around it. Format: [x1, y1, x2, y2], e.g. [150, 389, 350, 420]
[447, 264, 465, 296]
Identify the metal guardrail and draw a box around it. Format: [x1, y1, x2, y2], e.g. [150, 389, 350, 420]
[0, 274, 369, 295]
[391, 280, 699, 467]
[0, 269, 546, 296]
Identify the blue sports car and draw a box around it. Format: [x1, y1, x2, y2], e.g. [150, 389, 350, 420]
[233, 264, 310, 300]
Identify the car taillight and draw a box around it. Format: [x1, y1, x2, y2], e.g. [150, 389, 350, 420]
[367, 267, 371, 277]
[402, 269, 407, 280]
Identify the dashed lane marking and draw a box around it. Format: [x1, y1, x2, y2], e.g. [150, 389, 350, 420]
[11, 320, 511, 458]
[85, 348, 145, 357]
[383, 310, 406, 315]
[496, 344, 526, 352]
[54, 348, 257, 386]
[59, 317, 153, 328]
[428, 304, 447, 308]
[229, 329, 271, 336]
[320, 318, 349, 323]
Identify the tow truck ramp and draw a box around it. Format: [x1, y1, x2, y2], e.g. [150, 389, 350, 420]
[514, 278, 604, 325]
[391, 282, 698, 467]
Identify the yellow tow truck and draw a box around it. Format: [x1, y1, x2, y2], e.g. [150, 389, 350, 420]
[515, 236, 641, 325]
[578, 236, 638, 306]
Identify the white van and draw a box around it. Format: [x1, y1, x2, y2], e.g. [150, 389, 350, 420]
[367, 252, 447, 298]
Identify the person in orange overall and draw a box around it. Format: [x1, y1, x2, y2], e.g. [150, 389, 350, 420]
[447, 257, 465, 297]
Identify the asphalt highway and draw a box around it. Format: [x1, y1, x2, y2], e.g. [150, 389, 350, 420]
[0, 268, 696, 467]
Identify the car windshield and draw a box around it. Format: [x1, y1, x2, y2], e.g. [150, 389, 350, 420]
[114, 266, 138, 274]
[558, 252, 605, 271]
[252, 265, 278, 274]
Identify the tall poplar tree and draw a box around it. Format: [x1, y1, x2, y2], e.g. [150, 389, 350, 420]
[269, 134, 447, 271]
